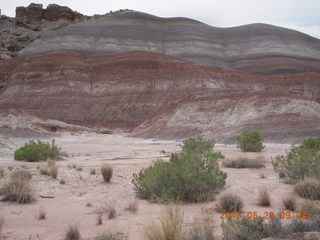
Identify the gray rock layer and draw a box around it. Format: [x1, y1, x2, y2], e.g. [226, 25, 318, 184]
[19, 11, 320, 74]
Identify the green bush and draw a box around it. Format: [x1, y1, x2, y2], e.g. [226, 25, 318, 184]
[272, 137, 320, 181]
[14, 139, 67, 162]
[236, 130, 265, 152]
[181, 137, 214, 153]
[222, 157, 265, 169]
[132, 137, 226, 202]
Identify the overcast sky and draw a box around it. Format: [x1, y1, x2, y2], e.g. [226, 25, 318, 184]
[1, 0, 320, 39]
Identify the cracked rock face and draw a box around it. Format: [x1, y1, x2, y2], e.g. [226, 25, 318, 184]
[0, 50, 319, 142]
[19, 11, 320, 75]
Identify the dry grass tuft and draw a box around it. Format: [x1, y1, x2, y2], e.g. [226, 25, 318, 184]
[222, 157, 265, 169]
[299, 200, 320, 218]
[125, 199, 138, 214]
[38, 208, 46, 220]
[94, 200, 117, 220]
[92, 230, 126, 240]
[215, 192, 244, 212]
[0, 218, 4, 240]
[101, 163, 113, 182]
[49, 164, 58, 179]
[258, 187, 271, 206]
[181, 216, 215, 240]
[144, 205, 182, 240]
[90, 168, 96, 175]
[282, 195, 297, 211]
[294, 178, 320, 200]
[64, 225, 81, 240]
[76, 166, 83, 171]
[0, 169, 34, 204]
[39, 165, 50, 175]
[0, 168, 4, 179]
[96, 214, 103, 225]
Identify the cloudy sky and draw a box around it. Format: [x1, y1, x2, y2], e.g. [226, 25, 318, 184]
[1, 0, 320, 39]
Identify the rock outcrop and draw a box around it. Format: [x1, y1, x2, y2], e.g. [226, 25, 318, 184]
[19, 11, 320, 75]
[0, 50, 319, 142]
[0, 3, 85, 59]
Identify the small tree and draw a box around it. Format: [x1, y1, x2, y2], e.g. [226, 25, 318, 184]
[236, 130, 265, 152]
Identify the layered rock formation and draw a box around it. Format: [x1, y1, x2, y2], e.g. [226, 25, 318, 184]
[19, 11, 320, 74]
[1, 50, 319, 142]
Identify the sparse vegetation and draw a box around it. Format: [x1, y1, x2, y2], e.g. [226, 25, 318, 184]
[144, 205, 182, 240]
[236, 130, 265, 152]
[94, 201, 117, 220]
[222, 216, 320, 240]
[299, 200, 320, 218]
[0, 169, 34, 203]
[125, 199, 138, 214]
[90, 168, 96, 175]
[223, 157, 265, 169]
[14, 139, 67, 162]
[258, 187, 270, 206]
[132, 137, 226, 202]
[92, 230, 126, 240]
[76, 166, 83, 171]
[282, 195, 297, 211]
[273, 137, 320, 182]
[0, 168, 4, 179]
[180, 216, 215, 240]
[0, 218, 3, 240]
[64, 225, 81, 240]
[216, 192, 244, 213]
[294, 178, 320, 200]
[101, 163, 113, 182]
[39, 161, 59, 179]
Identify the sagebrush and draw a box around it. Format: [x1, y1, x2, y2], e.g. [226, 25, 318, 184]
[132, 137, 226, 202]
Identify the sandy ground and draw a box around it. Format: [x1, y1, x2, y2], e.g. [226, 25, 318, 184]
[0, 133, 310, 240]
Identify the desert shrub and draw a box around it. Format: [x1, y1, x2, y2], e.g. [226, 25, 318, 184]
[92, 230, 126, 240]
[144, 205, 182, 240]
[181, 137, 214, 153]
[101, 163, 113, 182]
[258, 187, 270, 206]
[64, 225, 81, 240]
[0, 218, 3, 240]
[0, 169, 34, 203]
[222, 157, 265, 169]
[236, 130, 265, 152]
[49, 164, 59, 179]
[132, 137, 226, 202]
[294, 178, 320, 200]
[273, 137, 320, 182]
[14, 139, 67, 162]
[39, 161, 59, 179]
[282, 195, 297, 211]
[216, 192, 244, 212]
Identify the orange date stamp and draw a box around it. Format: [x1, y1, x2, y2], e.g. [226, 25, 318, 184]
[219, 211, 308, 220]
